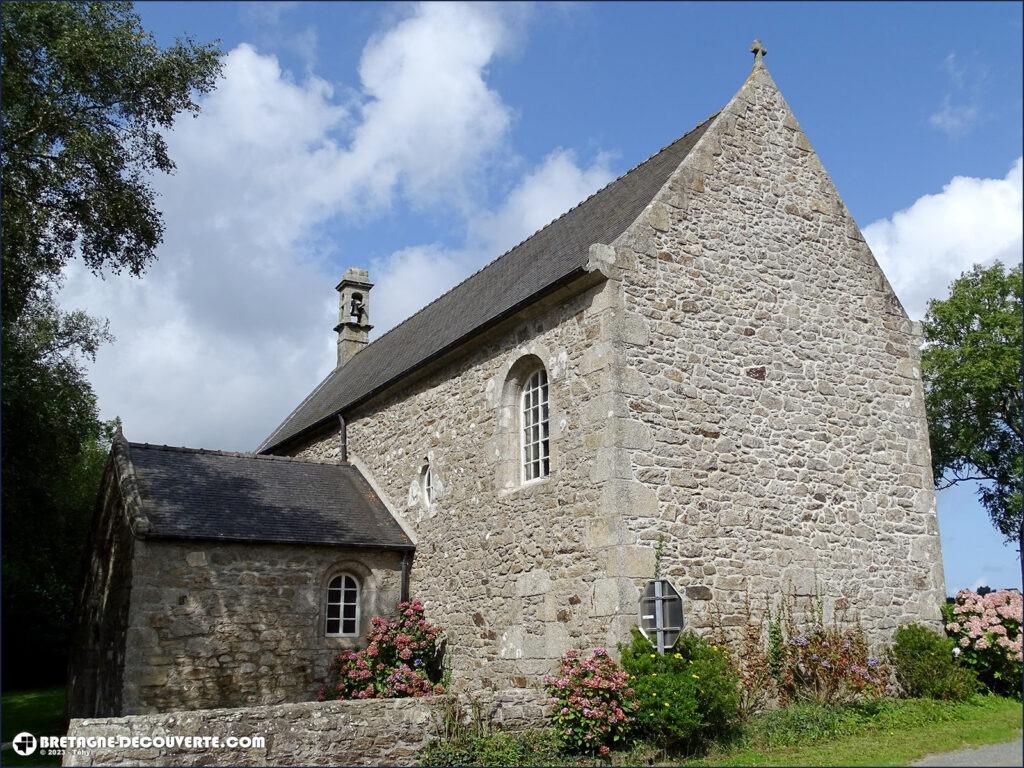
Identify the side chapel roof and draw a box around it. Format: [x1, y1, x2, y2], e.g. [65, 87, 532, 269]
[112, 437, 413, 550]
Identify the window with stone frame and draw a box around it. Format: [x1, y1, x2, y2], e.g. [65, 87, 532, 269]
[421, 462, 433, 507]
[521, 366, 550, 482]
[326, 573, 360, 636]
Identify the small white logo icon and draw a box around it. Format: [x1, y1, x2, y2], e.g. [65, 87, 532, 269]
[12, 732, 37, 756]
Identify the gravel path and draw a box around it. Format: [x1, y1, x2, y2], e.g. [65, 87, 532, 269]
[911, 736, 1023, 766]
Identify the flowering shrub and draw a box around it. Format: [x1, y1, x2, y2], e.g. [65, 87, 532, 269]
[888, 623, 978, 700]
[777, 623, 889, 705]
[712, 601, 783, 716]
[942, 589, 1022, 698]
[320, 600, 445, 700]
[543, 647, 637, 754]
[620, 629, 741, 752]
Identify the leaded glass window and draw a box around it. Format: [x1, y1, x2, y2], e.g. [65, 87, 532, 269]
[521, 367, 550, 482]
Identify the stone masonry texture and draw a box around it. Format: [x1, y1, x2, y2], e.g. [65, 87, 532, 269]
[63, 689, 550, 767]
[119, 540, 402, 714]
[68, 466, 137, 718]
[290, 279, 634, 690]
[284, 62, 944, 690]
[609, 64, 945, 639]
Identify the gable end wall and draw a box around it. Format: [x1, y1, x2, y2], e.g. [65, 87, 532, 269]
[282, 65, 945, 690]
[606, 64, 945, 641]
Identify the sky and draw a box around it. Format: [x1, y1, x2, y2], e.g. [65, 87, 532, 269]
[58, 2, 1023, 594]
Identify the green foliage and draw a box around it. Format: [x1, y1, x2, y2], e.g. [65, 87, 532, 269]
[1, 1, 222, 317]
[942, 590, 1023, 698]
[779, 625, 889, 705]
[921, 263, 1022, 557]
[888, 624, 979, 700]
[619, 629, 740, 752]
[544, 648, 637, 754]
[654, 535, 667, 578]
[766, 611, 784, 683]
[0, 1, 221, 685]
[418, 728, 564, 767]
[699, 695, 1023, 767]
[734, 694, 1006, 751]
[321, 601, 445, 700]
[1, 687, 66, 766]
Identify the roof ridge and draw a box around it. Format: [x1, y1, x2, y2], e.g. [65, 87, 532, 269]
[343, 113, 721, 363]
[129, 441, 347, 466]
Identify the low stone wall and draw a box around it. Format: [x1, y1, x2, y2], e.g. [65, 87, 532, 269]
[63, 688, 549, 766]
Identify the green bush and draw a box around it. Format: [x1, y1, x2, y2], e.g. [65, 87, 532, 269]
[734, 694, 1011, 751]
[619, 629, 740, 752]
[889, 623, 979, 700]
[942, 590, 1022, 698]
[543, 647, 637, 755]
[418, 728, 564, 766]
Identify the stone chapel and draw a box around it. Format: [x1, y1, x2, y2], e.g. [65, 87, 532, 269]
[69, 50, 946, 718]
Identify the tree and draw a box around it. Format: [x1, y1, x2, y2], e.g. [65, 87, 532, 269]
[921, 263, 1023, 588]
[1, 2, 221, 686]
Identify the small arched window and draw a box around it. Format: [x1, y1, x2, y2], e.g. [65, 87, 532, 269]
[421, 462, 433, 507]
[326, 573, 360, 636]
[521, 367, 550, 482]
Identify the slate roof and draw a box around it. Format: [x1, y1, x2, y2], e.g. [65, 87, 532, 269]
[259, 114, 718, 453]
[123, 441, 413, 549]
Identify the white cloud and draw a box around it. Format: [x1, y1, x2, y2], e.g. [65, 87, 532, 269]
[864, 157, 1023, 319]
[58, 4, 611, 452]
[929, 52, 985, 139]
[929, 96, 979, 139]
[344, 2, 518, 212]
[468, 149, 614, 256]
[371, 149, 613, 334]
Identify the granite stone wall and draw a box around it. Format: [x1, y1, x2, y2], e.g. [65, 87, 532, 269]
[606, 63, 946, 640]
[63, 689, 549, 766]
[281, 62, 945, 690]
[68, 468, 137, 719]
[288, 278, 648, 691]
[121, 540, 403, 714]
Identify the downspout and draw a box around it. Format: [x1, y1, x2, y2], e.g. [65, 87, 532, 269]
[400, 551, 413, 603]
[337, 414, 348, 463]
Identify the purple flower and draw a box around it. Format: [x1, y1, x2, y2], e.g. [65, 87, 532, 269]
[792, 635, 809, 647]
[867, 658, 879, 668]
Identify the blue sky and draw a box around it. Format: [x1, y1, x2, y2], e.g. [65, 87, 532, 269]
[61, 2, 1022, 593]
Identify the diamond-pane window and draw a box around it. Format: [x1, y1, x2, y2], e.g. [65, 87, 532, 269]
[326, 574, 360, 636]
[521, 367, 550, 482]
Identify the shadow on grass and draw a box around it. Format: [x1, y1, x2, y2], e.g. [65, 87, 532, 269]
[2, 687, 66, 767]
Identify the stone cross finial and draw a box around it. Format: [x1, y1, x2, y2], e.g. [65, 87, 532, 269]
[750, 38, 767, 65]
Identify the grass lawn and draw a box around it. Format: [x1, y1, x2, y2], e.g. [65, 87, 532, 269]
[420, 694, 1023, 766]
[683, 695, 1023, 767]
[1, 687, 67, 767]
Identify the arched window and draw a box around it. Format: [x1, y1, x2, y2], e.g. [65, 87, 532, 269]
[421, 462, 433, 507]
[521, 367, 550, 482]
[326, 573, 360, 636]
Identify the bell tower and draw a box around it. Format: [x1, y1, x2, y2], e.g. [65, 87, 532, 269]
[334, 267, 373, 367]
